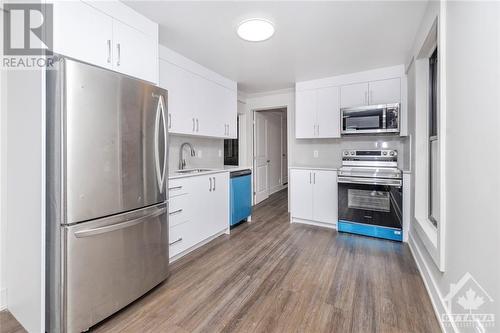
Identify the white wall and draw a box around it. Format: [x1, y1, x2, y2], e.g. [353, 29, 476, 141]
[0, 61, 6, 312]
[408, 2, 500, 332]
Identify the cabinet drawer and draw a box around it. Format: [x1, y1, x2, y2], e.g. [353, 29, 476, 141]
[168, 179, 188, 197]
[169, 220, 192, 258]
[169, 194, 189, 227]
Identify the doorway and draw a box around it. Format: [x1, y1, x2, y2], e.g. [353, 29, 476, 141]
[253, 107, 288, 205]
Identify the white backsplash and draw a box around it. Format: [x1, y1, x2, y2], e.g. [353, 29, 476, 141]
[168, 135, 224, 172]
[292, 135, 410, 170]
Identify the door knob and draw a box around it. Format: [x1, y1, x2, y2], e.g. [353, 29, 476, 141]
[267, 160, 270, 163]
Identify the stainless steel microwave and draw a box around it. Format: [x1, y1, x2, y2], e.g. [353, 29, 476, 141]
[341, 103, 400, 135]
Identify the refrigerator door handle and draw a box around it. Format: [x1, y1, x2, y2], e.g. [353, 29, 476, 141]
[74, 208, 167, 238]
[153, 93, 167, 193]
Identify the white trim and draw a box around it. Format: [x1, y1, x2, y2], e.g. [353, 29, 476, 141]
[409, 233, 456, 333]
[269, 184, 287, 196]
[245, 87, 294, 98]
[290, 217, 337, 230]
[0, 288, 6, 311]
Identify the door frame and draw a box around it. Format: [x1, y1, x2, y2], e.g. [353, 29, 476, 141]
[252, 106, 289, 205]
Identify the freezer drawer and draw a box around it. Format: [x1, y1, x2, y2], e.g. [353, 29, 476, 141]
[63, 203, 169, 333]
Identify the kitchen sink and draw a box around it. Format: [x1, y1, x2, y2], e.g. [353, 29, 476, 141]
[173, 168, 214, 174]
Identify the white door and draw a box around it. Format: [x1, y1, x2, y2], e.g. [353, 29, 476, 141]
[295, 89, 317, 138]
[316, 86, 340, 138]
[312, 170, 338, 224]
[254, 112, 269, 204]
[368, 78, 401, 105]
[210, 173, 229, 232]
[340, 82, 369, 108]
[290, 169, 313, 220]
[267, 113, 282, 194]
[52, 1, 113, 70]
[112, 20, 158, 83]
[159, 60, 194, 135]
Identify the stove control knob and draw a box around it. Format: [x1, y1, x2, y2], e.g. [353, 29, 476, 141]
[350, 151, 355, 156]
[382, 151, 388, 156]
[344, 151, 349, 156]
[389, 151, 395, 156]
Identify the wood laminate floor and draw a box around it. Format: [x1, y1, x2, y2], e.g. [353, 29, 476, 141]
[0, 189, 441, 333]
[93, 189, 440, 333]
[0, 311, 26, 333]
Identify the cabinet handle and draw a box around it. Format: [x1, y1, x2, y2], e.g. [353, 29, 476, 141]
[168, 113, 172, 129]
[169, 208, 183, 216]
[116, 43, 121, 66]
[370, 90, 373, 104]
[309, 172, 312, 184]
[192, 118, 195, 132]
[107, 40, 111, 63]
[169, 237, 183, 246]
[213, 177, 216, 191]
[168, 185, 182, 191]
[313, 172, 316, 184]
[317, 124, 320, 136]
[209, 177, 212, 192]
[196, 118, 199, 132]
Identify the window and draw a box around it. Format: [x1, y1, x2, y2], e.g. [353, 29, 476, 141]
[428, 48, 439, 227]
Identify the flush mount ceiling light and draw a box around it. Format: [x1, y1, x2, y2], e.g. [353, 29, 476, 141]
[237, 19, 275, 42]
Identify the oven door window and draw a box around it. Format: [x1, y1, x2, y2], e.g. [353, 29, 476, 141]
[348, 189, 390, 212]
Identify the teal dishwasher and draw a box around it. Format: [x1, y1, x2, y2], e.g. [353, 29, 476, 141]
[230, 169, 252, 226]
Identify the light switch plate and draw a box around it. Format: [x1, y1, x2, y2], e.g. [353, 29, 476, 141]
[218, 149, 222, 157]
[313, 150, 319, 158]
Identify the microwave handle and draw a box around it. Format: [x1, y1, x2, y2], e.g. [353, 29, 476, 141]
[382, 107, 387, 129]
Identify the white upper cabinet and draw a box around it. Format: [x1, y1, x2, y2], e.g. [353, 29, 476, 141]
[159, 46, 237, 139]
[295, 90, 317, 138]
[368, 78, 401, 105]
[296, 65, 407, 137]
[112, 21, 158, 84]
[295, 86, 340, 139]
[52, 1, 113, 70]
[51, 0, 159, 84]
[316, 86, 340, 138]
[340, 82, 369, 108]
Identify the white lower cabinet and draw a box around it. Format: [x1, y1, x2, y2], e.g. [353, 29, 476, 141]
[290, 169, 338, 227]
[168, 172, 229, 260]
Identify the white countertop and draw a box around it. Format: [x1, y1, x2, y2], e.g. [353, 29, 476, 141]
[168, 166, 252, 180]
[289, 166, 339, 171]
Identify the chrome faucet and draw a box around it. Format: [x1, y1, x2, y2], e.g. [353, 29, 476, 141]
[179, 142, 196, 170]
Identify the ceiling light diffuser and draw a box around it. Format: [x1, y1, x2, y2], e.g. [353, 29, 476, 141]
[237, 19, 275, 42]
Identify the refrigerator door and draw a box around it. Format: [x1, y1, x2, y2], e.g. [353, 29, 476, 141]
[63, 202, 169, 333]
[63, 59, 168, 224]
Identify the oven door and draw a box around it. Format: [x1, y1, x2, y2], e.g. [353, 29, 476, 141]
[337, 176, 403, 240]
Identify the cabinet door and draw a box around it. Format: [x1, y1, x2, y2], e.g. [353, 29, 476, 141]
[290, 169, 313, 220]
[52, 1, 113, 70]
[209, 173, 229, 233]
[340, 82, 369, 108]
[159, 59, 195, 135]
[316, 86, 340, 138]
[295, 90, 317, 138]
[368, 78, 401, 105]
[112, 20, 158, 84]
[223, 88, 238, 139]
[312, 170, 338, 224]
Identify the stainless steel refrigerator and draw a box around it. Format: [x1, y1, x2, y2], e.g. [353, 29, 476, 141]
[46, 57, 169, 333]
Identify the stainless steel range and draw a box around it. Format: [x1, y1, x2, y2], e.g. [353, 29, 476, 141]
[337, 149, 403, 241]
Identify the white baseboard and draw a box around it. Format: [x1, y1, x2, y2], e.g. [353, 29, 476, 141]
[0, 288, 6, 311]
[290, 217, 336, 230]
[408, 233, 456, 333]
[269, 183, 287, 195]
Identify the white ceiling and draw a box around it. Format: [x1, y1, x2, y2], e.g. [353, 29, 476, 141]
[125, 1, 428, 94]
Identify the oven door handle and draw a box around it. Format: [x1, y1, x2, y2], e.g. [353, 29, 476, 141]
[337, 176, 402, 187]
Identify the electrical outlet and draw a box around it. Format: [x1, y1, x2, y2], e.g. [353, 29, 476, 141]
[218, 149, 222, 157]
[313, 150, 319, 158]
[197, 150, 202, 158]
